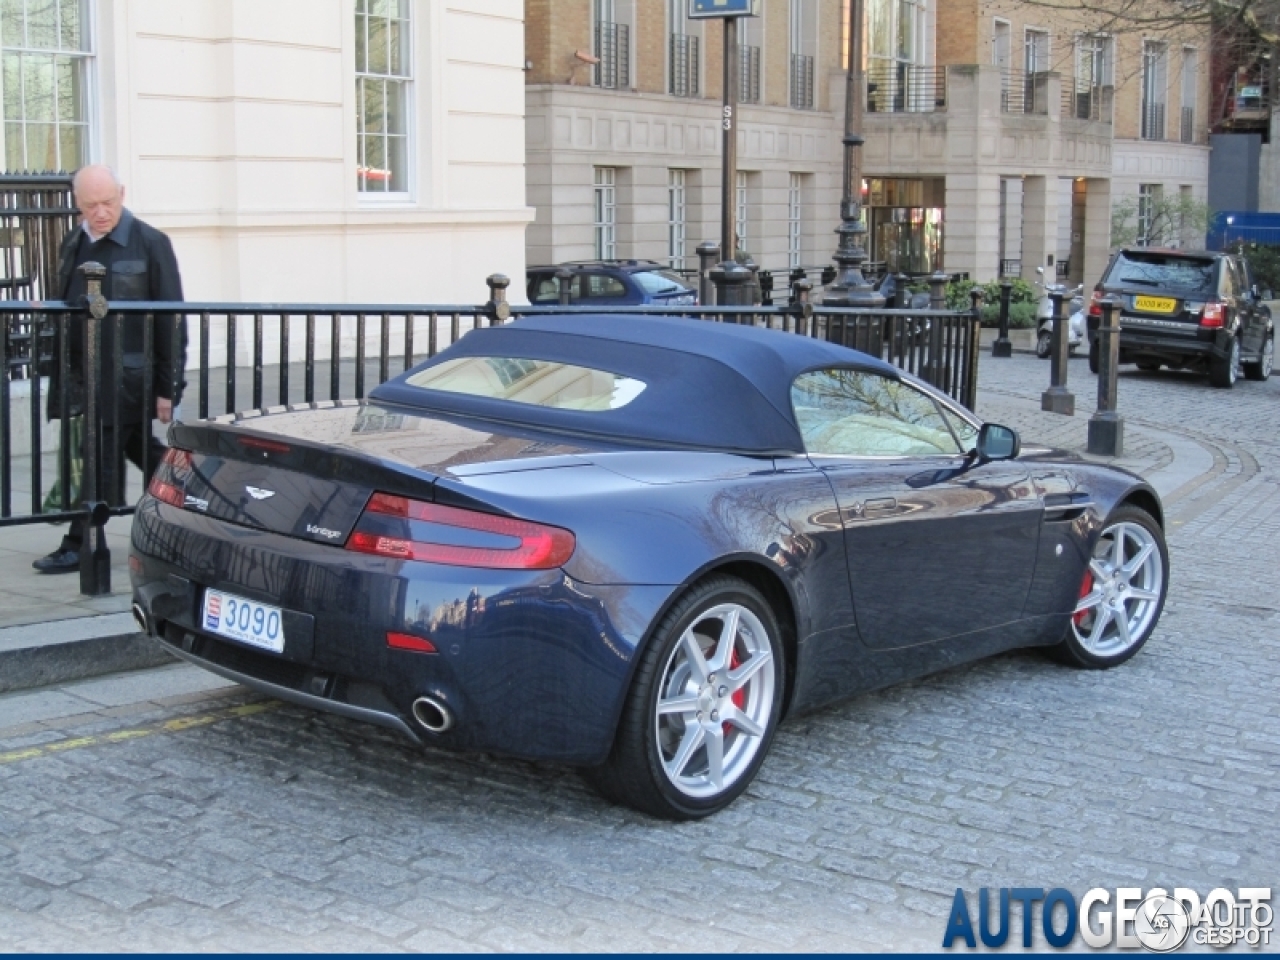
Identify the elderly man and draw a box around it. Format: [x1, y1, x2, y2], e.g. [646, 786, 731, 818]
[34, 165, 187, 573]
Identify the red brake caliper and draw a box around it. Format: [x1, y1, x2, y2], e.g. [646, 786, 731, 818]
[1073, 570, 1094, 626]
[724, 647, 745, 737]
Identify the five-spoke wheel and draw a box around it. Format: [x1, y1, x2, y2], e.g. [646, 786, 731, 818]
[586, 576, 784, 819]
[1056, 505, 1168, 668]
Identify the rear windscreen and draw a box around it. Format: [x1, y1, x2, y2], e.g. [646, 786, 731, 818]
[1104, 253, 1218, 294]
[405, 356, 646, 411]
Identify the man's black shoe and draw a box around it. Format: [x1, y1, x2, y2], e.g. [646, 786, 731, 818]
[33, 548, 79, 573]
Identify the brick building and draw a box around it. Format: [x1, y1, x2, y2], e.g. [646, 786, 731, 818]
[524, 0, 1211, 288]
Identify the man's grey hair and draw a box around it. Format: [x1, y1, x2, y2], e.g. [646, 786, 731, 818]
[72, 164, 123, 192]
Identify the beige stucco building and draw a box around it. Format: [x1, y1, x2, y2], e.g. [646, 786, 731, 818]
[1, 0, 530, 304]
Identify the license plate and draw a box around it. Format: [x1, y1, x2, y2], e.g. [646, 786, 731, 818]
[1133, 295, 1177, 314]
[202, 589, 285, 654]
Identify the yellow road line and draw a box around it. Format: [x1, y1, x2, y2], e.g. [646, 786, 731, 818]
[0, 701, 279, 766]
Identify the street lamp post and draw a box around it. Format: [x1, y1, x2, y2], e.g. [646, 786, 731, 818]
[823, 0, 883, 307]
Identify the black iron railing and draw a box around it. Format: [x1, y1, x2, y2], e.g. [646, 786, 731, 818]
[669, 33, 699, 98]
[0, 173, 77, 381]
[594, 21, 630, 90]
[1141, 102, 1166, 140]
[790, 53, 814, 109]
[1, 274, 982, 598]
[865, 65, 946, 113]
[1064, 82, 1106, 121]
[1000, 70, 1049, 115]
[739, 44, 761, 104]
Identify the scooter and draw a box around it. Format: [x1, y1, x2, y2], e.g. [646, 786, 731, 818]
[1034, 267, 1085, 358]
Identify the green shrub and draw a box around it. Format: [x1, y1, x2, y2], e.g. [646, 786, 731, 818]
[1241, 244, 1280, 295]
[980, 301, 1038, 329]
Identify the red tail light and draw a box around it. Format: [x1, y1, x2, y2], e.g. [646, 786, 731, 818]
[1088, 290, 1104, 318]
[239, 435, 291, 454]
[347, 493, 576, 569]
[1200, 302, 1225, 328]
[387, 631, 437, 653]
[147, 447, 191, 507]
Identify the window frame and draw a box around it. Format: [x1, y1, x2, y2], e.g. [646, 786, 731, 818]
[0, 0, 96, 172]
[355, 0, 413, 200]
[668, 168, 686, 269]
[594, 166, 617, 260]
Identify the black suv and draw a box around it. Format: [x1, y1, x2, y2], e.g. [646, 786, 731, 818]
[1086, 248, 1274, 388]
[526, 261, 698, 306]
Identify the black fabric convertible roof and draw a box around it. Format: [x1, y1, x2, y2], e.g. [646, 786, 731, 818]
[369, 315, 899, 455]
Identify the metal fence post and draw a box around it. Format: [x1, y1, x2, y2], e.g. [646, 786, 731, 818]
[1087, 297, 1124, 456]
[964, 288, 982, 409]
[759, 270, 774, 307]
[789, 279, 813, 336]
[741, 254, 762, 306]
[555, 267, 573, 306]
[992, 277, 1013, 358]
[697, 241, 720, 306]
[894, 272, 909, 309]
[928, 270, 948, 311]
[1041, 290, 1074, 415]
[485, 274, 511, 325]
[78, 261, 111, 596]
[710, 261, 752, 309]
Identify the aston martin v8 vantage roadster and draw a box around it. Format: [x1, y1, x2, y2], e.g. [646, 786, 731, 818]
[130, 315, 1169, 819]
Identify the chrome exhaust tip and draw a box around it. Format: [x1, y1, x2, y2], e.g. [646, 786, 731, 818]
[411, 696, 453, 734]
[131, 603, 151, 635]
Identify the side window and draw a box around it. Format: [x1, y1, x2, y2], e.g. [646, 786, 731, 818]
[791, 369, 964, 457]
[530, 276, 560, 303]
[583, 274, 629, 298]
[939, 404, 980, 452]
[1220, 261, 1236, 299]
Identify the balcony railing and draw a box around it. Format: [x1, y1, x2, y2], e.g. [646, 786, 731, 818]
[1063, 82, 1106, 121]
[866, 64, 946, 113]
[1181, 106, 1195, 144]
[739, 44, 761, 104]
[790, 53, 814, 109]
[594, 21, 630, 90]
[1141, 102, 1166, 140]
[669, 33, 699, 98]
[1000, 70, 1049, 115]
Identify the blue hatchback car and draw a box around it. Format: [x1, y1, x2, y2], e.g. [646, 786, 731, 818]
[527, 260, 698, 306]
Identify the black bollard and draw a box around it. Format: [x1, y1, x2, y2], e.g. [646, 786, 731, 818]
[928, 270, 948, 311]
[697, 241, 720, 306]
[1087, 297, 1124, 456]
[1041, 291, 1075, 415]
[485, 274, 511, 324]
[710, 261, 753, 312]
[992, 278, 1013, 357]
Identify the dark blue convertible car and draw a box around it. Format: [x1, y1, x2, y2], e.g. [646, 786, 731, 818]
[130, 316, 1169, 819]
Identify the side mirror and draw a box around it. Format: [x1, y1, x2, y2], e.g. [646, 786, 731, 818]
[976, 423, 1020, 461]
[1035, 266, 1045, 276]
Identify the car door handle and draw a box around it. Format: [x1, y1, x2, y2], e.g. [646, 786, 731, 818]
[863, 497, 897, 512]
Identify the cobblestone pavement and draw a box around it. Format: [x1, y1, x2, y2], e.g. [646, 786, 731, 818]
[0, 355, 1277, 952]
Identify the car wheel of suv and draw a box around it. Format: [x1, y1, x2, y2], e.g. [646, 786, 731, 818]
[1209, 335, 1240, 389]
[1036, 330, 1052, 359]
[1243, 332, 1274, 381]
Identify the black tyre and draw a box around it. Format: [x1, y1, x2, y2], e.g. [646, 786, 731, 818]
[1052, 505, 1168, 669]
[1209, 335, 1240, 389]
[1088, 338, 1100, 374]
[1243, 333, 1273, 381]
[1035, 330, 1052, 359]
[585, 576, 785, 820]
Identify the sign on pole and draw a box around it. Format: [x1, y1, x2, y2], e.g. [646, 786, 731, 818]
[688, 0, 760, 18]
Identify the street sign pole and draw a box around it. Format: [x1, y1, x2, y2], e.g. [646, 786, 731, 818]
[721, 15, 739, 261]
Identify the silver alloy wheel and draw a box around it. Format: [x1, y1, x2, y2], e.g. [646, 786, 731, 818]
[1071, 521, 1165, 658]
[653, 602, 776, 799]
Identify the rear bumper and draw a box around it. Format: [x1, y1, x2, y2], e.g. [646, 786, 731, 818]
[130, 498, 672, 765]
[1089, 316, 1231, 363]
